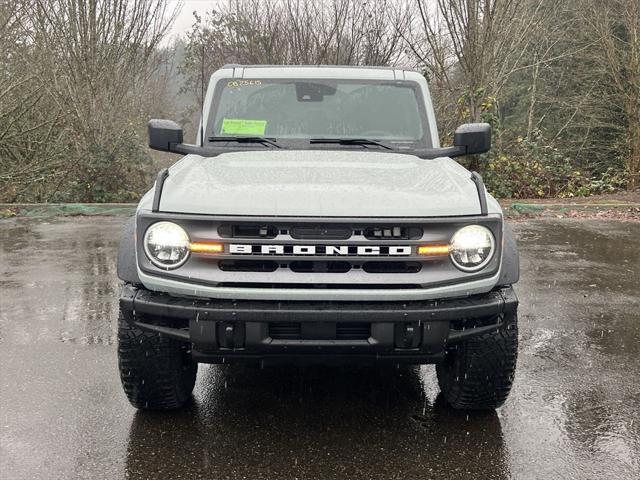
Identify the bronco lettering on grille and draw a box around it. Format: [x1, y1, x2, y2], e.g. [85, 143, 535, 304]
[229, 244, 412, 256]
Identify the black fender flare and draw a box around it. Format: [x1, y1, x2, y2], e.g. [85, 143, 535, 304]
[497, 221, 519, 286]
[117, 216, 141, 285]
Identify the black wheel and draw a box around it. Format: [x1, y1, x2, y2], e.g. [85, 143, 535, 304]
[118, 311, 197, 410]
[436, 312, 518, 410]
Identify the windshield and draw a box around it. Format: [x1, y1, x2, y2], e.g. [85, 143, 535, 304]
[207, 78, 431, 147]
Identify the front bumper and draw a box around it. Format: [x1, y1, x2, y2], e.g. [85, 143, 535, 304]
[119, 285, 518, 365]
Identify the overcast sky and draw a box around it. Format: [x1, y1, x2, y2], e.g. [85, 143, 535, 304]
[166, 0, 217, 42]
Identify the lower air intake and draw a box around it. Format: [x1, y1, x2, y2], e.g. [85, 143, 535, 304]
[269, 322, 371, 340]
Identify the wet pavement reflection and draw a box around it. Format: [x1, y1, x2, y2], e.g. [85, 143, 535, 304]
[0, 217, 638, 479]
[124, 366, 508, 480]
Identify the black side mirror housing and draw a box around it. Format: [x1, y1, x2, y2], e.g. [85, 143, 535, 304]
[148, 119, 183, 152]
[453, 123, 491, 155]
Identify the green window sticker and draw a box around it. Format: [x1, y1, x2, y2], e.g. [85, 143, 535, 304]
[220, 118, 267, 136]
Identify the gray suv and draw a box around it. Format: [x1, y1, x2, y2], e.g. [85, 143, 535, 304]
[117, 65, 519, 411]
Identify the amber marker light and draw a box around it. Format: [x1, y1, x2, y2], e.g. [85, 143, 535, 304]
[189, 242, 224, 254]
[417, 244, 451, 256]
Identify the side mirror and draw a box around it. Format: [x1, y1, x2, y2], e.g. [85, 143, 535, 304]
[453, 123, 491, 155]
[148, 119, 183, 152]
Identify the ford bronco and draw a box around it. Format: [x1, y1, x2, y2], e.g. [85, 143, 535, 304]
[117, 65, 519, 411]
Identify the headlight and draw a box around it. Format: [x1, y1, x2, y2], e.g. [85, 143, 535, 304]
[449, 225, 495, 272]
[143, 221, 190, 269]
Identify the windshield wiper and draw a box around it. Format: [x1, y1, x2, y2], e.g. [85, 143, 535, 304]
[309, 138, 392, 150]
[207, 136, 281, 148]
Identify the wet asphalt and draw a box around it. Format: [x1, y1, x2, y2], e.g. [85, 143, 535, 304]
[0, 217, 638, 480]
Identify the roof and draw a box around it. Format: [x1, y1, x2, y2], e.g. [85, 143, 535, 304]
[218, 64, 421, 81]
[221, 64, 417, 71]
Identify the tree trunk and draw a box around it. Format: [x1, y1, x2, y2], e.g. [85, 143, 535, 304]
[628, 108, 640, 190]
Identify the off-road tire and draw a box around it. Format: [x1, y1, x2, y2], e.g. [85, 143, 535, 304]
[118, 313, 197, 410]
[436, 312, 518, 410]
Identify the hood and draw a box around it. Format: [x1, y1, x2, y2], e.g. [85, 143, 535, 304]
[152, 150, 491, 217]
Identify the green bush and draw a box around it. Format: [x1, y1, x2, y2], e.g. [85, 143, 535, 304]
[483, 135, 626, 199]
[51, 132, 154, 203]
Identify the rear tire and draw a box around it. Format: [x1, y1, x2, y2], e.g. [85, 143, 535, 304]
[436, 312, 518, 410]
[118, 312, 197, 410]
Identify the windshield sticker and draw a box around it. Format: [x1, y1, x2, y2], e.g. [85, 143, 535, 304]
[227, 80, 262, 88]
[220, 118, 267, 136]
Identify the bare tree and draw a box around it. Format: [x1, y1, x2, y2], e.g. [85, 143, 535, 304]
[404, 1, 553, 134]
[0, 1, 66, 201]
[0, 0, 178, 202]
[180, 0, 412, 108]
[582, 0, 640, 190]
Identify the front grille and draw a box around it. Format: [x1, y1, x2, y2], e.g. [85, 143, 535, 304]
[289, 261, 351, 273]
[219, 224, 278, 238]
[364, 226, 406, 239]
[290, 225, 351, 240]
[363, 226, 423, 240]
[221, 223, 423, 240]
[218, 260, 420, 273]
[140, 213, 502, 291]
[362, 261, 421, 274]
[218, 260, 279, 272]
[269, 322, 371, 340]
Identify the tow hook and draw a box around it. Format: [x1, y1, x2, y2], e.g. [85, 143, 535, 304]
[395, 322, 421, 349]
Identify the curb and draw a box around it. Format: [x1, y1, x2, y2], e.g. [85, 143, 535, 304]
[0, 203, 137, 219]
[501, 202, 640, 218]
